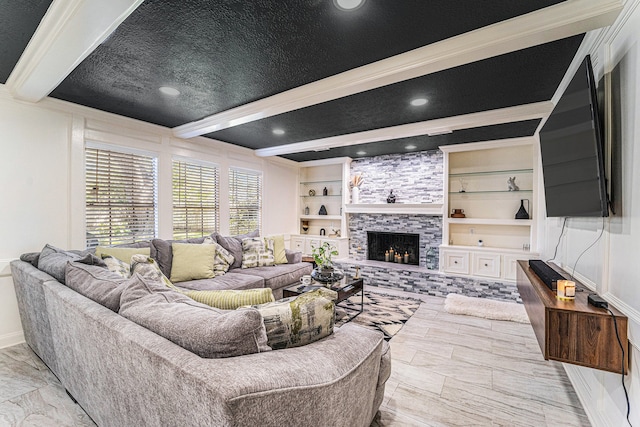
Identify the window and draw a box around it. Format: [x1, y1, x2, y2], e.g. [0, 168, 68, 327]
[172, 159, 219, 239]
[228, 168, 262, 235]
[85, 147, 157, 248]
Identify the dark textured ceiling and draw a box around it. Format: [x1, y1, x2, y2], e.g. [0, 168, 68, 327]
[1, 0, 585, 162]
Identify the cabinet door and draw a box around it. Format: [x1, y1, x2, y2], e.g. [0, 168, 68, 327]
[291, 237, 305, 253]
[503, 254, 537, 281]
[442, 250, 469, 274]
[305, 238, 321, 255]
[472, 252, 501, 278]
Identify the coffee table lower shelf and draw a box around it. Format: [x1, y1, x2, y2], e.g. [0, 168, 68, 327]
[283, 276, 364, 323]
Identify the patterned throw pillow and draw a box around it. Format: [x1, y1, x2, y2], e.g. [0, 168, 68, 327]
[265, 235, 288, 264]
[130, 254, 177, 290]
[239, 287, 337, 350]
[102, 255, 131, 278]
[203, 236, 235, 276]
[241, 237, 275, 269]
[184, 288, 274, 310]
[95, 246, 150, 263]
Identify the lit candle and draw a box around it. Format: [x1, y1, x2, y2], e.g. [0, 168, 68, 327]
[384, 251, 390, 262]
[389, 248, 395, 259]
[556, 280, 576, 301]
[396, 254, 401, 263]
[404, 252, 409, 264]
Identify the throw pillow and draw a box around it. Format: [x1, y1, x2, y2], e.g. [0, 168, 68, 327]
[241, 237, 275, 269]
[214, 230, 259, 270]
[38, 244, 105, 284]
[169, 242, 217, 283]
[265, 234, 288, 264]
[183, 288, 275, 310]
[240, 287, 337, 350]
[64, 261, 129, 311]
[203, 236, 235, 276]
[102, 255, 131, 279]
[95, 246, 150, 263]
[130, 254, 177, 290]
[119, 274, 271, 358]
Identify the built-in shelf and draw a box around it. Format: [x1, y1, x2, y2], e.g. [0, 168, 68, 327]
[449, 190, 533, 195]
[300, 194, 342, 198]
[300, 179, 342, 185]
[344, 203, 443, 215]
[447, 218, 533, 226]
[300, 215, 342, 220]
[441, 244, 536, 255]
[449, 168, 533, 178]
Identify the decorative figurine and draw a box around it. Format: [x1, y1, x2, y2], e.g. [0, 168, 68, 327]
[319, 205, 327, 215]
[507, 177, 519, 191]
[309, 189, 316, 196]
[387, 190, 396, 203]
[323, 186, 328, 196]
[304, 206, 310, 215]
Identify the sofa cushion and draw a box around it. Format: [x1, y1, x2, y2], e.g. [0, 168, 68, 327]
[241, 237, 275, 268]
[64, 262, 129, 311]
[38, 244, 105, 284]
[203, 236, 234, 275]
[151, 236, 209, 277]
[169, 242, 217, 283]
[174, 273, 264, 292]
[19, 252, 40, 267]
[240, 287, 336, 350]
[95, 246, 150, 263]
[183, 288, 275, 310]
[228, 262, 313, 293]
[265, 235, 288, 264]
[285, 249, 302, 264]
[102, 255, 131, 278]
[214, 230, 259, 270]
[119, 274, 271, 358]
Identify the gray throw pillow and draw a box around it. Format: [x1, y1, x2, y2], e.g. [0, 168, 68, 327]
[37, 244, 105, 284]
[151, 236, 210, 277]
[118, 274, 271, 358]
[214, 230, 259, 270]
[64, 262, 129, 311]
[20, 252, 40, 267]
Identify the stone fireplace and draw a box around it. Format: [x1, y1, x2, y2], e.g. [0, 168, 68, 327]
[367, 231, 419, 265]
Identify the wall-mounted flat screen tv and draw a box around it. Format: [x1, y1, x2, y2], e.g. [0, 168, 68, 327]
[539, 55, 609, 217]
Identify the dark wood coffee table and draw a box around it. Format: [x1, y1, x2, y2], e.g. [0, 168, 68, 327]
[283, 276, 364, 322]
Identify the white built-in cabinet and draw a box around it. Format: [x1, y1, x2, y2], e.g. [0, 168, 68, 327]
[292, 158, 350, 257]
[439, 139, 539, 281]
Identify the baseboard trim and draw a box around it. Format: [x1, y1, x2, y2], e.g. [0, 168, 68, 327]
[0, 331, 25, 349]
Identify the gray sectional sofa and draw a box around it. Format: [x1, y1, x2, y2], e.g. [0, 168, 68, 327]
[10, 235, 391, 426]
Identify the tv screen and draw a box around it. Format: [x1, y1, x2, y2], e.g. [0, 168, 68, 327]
[539, 55, 609, 217]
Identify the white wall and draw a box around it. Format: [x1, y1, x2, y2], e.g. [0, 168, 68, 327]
[538, 1, 640, 425]
[0, 87, 298, 348]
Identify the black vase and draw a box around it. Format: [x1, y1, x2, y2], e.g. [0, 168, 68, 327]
[319, 205, 328, 215]
[515, 199, 530, 219]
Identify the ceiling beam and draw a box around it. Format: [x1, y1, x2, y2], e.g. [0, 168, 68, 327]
[254, 101, 553, 157]
[5, 0, 143, 102]
[173, 0, 622, 139]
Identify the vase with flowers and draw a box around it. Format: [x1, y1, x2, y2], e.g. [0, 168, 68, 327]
[310, 242, 344, 284]
[350, 173, 364, 204]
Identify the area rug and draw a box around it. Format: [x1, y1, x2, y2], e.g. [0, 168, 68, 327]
[444, 293, 530, 323]
[335, 291, 421, 340]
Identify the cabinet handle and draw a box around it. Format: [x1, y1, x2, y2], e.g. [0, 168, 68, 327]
[484, 263, 488, 267]
[454, 261, 458, 264]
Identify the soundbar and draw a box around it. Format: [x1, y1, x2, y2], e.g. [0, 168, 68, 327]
[528, 260, 566, 291]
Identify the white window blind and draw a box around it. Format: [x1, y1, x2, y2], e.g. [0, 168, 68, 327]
[229, 168, 262, 235]
[85, 147, 158, 248]
[172, 160, 220, 239]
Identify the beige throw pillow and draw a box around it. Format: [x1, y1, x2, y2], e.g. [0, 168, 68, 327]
[265, 235, 288, 264]
[170, 243, 217, 283]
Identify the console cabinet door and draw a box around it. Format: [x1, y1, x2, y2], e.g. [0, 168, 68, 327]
[442, 250, 469, 274]
[291, 236, 305, 253]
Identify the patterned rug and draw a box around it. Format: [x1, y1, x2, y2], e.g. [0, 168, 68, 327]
[335, 291, 421, 340]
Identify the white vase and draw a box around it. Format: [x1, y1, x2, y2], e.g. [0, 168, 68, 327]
[352, 186, 360, 204]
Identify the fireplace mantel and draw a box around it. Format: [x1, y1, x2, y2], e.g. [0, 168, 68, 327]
[344, 203, 443, 215]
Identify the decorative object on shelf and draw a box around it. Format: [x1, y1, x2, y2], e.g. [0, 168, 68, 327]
[523, 243, 530, 251]
[478, 240, 484, 247]
[304, 206, 310, 215]
[507, 176, 520, 191]
[318, 205, 328, 215]
[556, 280, 576, 301]
[301, 220, 309, 234]
[515, 199, 530, 219]
[323, 186, 328, 196]
[451, 208, 465, 218]
[459, 178, 467, 193]
[308, 189, 316, 196]
[426, 247, 437, 270]
[386, 190, 396, 203]
[319, 228, 326, 236]
[350, 173, 363, 204]
[310, 242, 344, 284]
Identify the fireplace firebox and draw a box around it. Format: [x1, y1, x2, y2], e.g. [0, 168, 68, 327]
[367, 231, 419, 265]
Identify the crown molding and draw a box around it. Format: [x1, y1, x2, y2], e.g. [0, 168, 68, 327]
[5, 0, 143, 102]
[173, 0, 622, 139]
[254, 102, 552, 157]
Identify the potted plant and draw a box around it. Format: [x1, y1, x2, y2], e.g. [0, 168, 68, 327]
[310, 242, 344, 284]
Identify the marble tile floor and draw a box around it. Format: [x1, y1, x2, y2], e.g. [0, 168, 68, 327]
[0, 287, 589, 426]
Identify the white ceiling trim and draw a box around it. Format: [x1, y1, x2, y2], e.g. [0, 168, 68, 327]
[254, 101, 553, 157]
[5, 0, 143, 102]
[173, 0, 622, 139]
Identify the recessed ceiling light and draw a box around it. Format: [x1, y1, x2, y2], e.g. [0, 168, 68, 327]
[334, 0, 365, 11]
[356, 150, 367, 156]
[410, 98, 428, 106]
[159, 86, 180, 96]
[272, 128, 285, 135]
[405, 145, 417, 150]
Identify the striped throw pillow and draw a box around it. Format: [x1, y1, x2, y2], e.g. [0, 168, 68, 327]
[184, 288, 274, 310]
